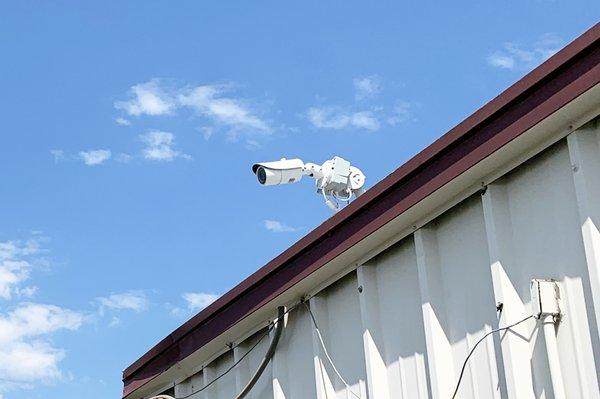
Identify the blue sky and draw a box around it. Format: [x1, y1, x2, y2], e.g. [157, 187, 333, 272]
[0, 2, 597, 398]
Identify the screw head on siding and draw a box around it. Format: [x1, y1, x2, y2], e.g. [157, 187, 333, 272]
[357, 285, 363, 293]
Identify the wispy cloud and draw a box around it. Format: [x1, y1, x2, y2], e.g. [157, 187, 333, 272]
[115, 80, 271, 142]
[488, 33, 562, 71]
[116, 153, 133, 163]
[0, 260, 30, 300]
[170, 292, 220, 317]
[353, 76, 381, 100]
[307, 77, 415, 132]
[0, 239, 44, 301]
[78, 150, 111, 166]
[308, 77, 382, 131]
[139, 131, 190, 161]
[14, 286, 37, 299]
[387, 101, 415, 126]
[263, 219, 298, 233]
[488, 53, 515, 69]
[50, 150, 65, 163]
[96, 291, 148, 314]
[114, 79, 175, 117]
[182, 292, 219, 312]
[178, 85, 271, 137]
[115, 117, 131, 126]
[54, 138, 188, 166]
[307, 107, 380, 131]
[108, 316, 121, 327]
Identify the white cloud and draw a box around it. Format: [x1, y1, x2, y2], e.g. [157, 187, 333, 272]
[114, 80, 175, 117]
[79, 150, 111, 166]
[15, 286, 37, 299]
[245, 139, 261, 150]
[50, 150, 65, 163]
[351, 111, 380, 130]
[139, 131, 189, 161]
[488, 33, 562, 71]
[353, 76, 381, 100]
[0, 240, 40, 262]
[0, 236, 85, 396]
[263, 220, 298, 233]
[199, 127, 214, 140]
[387, 101, 414, 126]
[0, 303, 83, 387]
[182, 292, 219, 312]
[108, 316, 121, 327]
[0, 261, 29, 300]
[96, 291, 148, 313]
[0, 341, 64, 382]
[0, 303, 83, 345]
[0, 239, 44, 301]
[307, 107, 380, 131]
[178, 85, 271, 133]
[308, 78, 415, 132]
[488, 53, 515, 69]
[115, 80, 271, 142]
[115, 117, 131, 126]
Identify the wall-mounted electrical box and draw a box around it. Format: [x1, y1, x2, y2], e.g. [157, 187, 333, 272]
[530, 279, 562, 319]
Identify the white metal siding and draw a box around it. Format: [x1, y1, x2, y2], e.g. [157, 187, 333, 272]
[171, 119, 600, 399]
[234, 330, 273, 399]
[415, 196, 502, 399]
[310, 274, 367, 399]
[483, 139, 600, 399]
[272, 305, 316, 399]
[358, 237, 429, 399]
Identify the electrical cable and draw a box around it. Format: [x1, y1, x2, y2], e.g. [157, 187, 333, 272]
[147, 330, 269, 399]
[180, 328, 271, 399]
[303, 302, 362, 399]
[333, 189, 352, 202]
[234, 306, 285, 399]
[322, 189, 339, 211]
[148, 303, 300, 399]
[451, 314, 533, 399]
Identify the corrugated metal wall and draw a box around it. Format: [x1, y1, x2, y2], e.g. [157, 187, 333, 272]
[172, 118, 600, 399]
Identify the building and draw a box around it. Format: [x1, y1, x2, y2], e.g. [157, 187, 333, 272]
[123, 23, 600, 399]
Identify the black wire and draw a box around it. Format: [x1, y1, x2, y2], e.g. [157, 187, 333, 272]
[451, 315, 533, 399]
[174, 302, 300, 399]
[303, 301, 361, 399]
[178, 326, 272, 399]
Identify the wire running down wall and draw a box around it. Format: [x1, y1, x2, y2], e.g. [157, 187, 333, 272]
[151, 119, 600, 399]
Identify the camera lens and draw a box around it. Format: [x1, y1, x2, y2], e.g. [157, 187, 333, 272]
[257, 167, 267, 184]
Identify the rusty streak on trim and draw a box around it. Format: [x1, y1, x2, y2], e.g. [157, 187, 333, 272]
[123, 22, 600, 397]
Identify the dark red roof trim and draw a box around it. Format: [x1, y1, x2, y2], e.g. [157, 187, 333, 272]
[124, 22, 600, 397]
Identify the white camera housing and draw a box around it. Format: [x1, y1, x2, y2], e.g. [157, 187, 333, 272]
[252, 156, 366, 212]
[252, 158, 304, 186]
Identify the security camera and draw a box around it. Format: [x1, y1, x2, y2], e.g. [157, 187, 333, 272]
[252, 158, 305, 186]
[252, 156, 366, 212]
